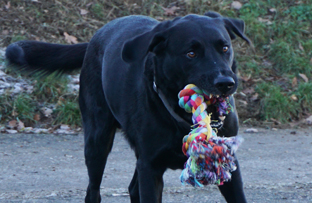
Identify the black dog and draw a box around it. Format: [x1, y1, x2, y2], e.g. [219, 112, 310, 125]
[6, 11, 250, 203]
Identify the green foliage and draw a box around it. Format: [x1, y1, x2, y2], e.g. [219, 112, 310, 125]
[239, 1, 267, 18]
[91, 3, 105, 19]
[255, 83, 298, 122]
[296, 83, 312, 113]
[284, 4, 312, 21]
[0, 93, 36, 124]
[33, 73, 69, 103]
[10, 35, 27, 43]
[54, 99, 81, 126]
[269, 40, 311, 77]
[13, 94, 37, 122]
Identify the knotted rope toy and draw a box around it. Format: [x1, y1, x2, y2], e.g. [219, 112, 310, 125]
[178, 84, 243, 187]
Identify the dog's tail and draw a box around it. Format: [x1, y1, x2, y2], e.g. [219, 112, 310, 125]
[5, 40, 88, 75]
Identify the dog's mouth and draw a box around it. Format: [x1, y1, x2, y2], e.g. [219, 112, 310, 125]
[202, 93, 233, 130]
[178, 85, 233, 130]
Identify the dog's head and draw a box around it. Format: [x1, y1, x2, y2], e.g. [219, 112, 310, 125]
[122, 12, 250, 127]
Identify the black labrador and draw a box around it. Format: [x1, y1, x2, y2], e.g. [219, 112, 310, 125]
[5, 11, 250, 203]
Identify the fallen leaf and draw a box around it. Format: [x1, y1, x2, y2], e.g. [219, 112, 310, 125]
[290, 94, 298, 101]
[242, 87, 255, 95]
[162, 6, 179, 16]
[250, 93, 259, 101]
[64, 32, 78, 44]
[17, 120, 25, 131]
[2, 30, 9, 35]
[292, 77, 297, 88]
[240, 75, 251, 82]
[270, 118, 281, 125]
[7, 120, 17, 129]
[80, 9, 88, 15]
[269, 8, 277, 13]
[33, 114, 41, 121]
[5, 1, 11, 10]
[86, 2, 93, 7]
[298, 73, 309, 83]
[238, 100, 248, 106]
[231, 1, 242, 10]
[258, 17, 273, 25]
[299, 43, 304, 51]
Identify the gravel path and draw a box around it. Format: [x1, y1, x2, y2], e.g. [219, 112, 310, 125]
[0, 127, 311, 202]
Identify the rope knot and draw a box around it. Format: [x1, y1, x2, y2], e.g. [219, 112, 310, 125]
[178, 84, 243, 187]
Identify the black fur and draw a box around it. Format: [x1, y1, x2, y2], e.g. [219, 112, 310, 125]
[5, 13, 250, 203]
[6, 41, 88, 74]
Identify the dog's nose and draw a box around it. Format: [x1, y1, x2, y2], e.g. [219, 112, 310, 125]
[214, 76, 235, 95]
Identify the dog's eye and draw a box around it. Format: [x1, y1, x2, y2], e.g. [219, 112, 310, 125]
[223, 46, 229, 53]
[186, 51, 196, 58]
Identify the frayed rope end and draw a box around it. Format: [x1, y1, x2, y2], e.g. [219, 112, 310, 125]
[180, 135, 243, 187]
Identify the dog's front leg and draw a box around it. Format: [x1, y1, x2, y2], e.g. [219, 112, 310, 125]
[136, 159, 165, 203]
[217, 96, 247, 202]
[218, 159, 247, 203]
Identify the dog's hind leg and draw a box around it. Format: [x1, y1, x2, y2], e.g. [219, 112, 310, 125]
[129, 168, 140, 203]
[79, 62, 118, 203]
[80, 93, 118, 203]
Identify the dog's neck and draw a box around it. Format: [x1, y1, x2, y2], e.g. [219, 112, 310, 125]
[151, 62, 192, 127]
[144, 53, 192, 128]
[152, 79, 192, 127]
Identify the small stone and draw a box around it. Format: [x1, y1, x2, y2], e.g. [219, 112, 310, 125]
[6, 129, 18, 134]
[12, 84, 23, 94]
[60, 124, 71, 130]
[24, 127, 33, 133]
[0, 70, 6, 76]
[306, 115, 312, 125]
[269, 8, 277, 13]
[32, 128, 49, 134]
[231, 1, 242, 10]
[41, 107, 53, 117]
[46, 192, 57, 197]
[244, 128, 258, 133]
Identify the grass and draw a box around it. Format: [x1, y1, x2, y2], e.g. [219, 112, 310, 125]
[0, 93, 36, 126]
[32, 73, 70, 103]
[0, 70, 80, 127]
[1, 0, 312, 127]
[54, 99, 81, 126]
[255, 83, 299, 123]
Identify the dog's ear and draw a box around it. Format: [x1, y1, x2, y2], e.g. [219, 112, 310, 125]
[122, 21, 171, 63]
[204, 11, 251, 45]
[223, 18, 251, 44]
[204, 11, 223, 18]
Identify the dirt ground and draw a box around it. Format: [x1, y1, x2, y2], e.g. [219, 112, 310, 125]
[0, 127, 311, 203]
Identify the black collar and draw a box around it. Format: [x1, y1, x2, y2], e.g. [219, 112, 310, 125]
[153, 79, 192, 127]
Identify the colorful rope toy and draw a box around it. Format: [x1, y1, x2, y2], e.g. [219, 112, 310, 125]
[178, 84, 243, 187]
